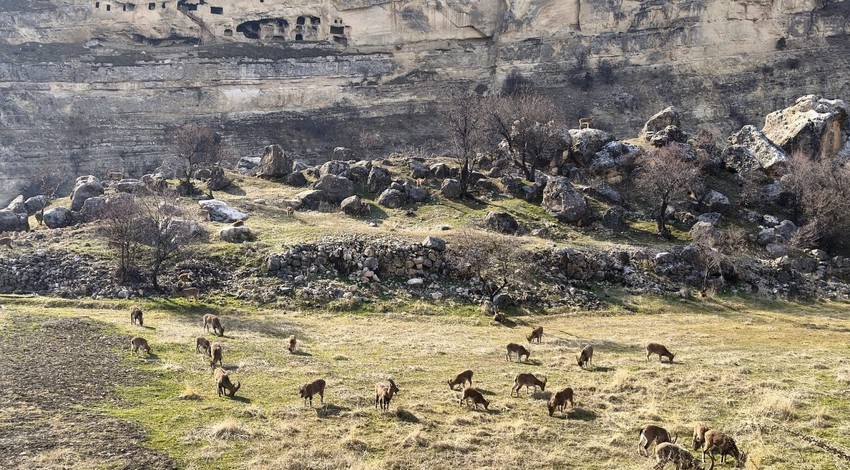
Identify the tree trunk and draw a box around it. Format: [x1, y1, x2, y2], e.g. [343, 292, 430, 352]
[460, 159, 470, 196]
[656, 201, 671, 238]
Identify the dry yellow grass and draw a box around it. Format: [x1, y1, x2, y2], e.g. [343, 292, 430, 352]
[4, 296, 850, 469]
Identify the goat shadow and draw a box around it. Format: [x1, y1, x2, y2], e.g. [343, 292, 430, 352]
[222, 364, 240, 371]
[290, 350, 312, 357]
[138, 353, 160, 361]
[316, 403, 350, 418]
[565, 407, 597, 421]
[532, 391, 553, 400]
[140, 325, 156, 330]
[582, 365, 614, 373]
[229, 395, 252, 404]
[520, 359, 542, 366]
[476, 388, 497, 396]
[392, 408, 420, 423]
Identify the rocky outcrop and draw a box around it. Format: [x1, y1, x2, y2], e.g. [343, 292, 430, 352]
[485, 212, 521, 234]
[256, 144, 292, 178]
[724, 125, 788, 176]
[440, 179, 462, 199]
[542, 177, 591, 224]
[70, 176, 104, 212]
[295, 190, 327, 211]
[198, 200, 248, 223]
[0, 209, 28, 232]
[43, 207, 73, 229]
[6, 195, 26, 215]
[340, 195, 363, 216]
[312, 174, 354, 203]
[377, 188, 406, 209]
[642, 107, 681, 141]
[569, 129, 614, 166]
[763, 95, 850, 159]
[367, 167, 392, 194]
[220, 226, 256, 243]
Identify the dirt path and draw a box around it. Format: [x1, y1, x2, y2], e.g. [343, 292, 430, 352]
[0, 314, 176, 469]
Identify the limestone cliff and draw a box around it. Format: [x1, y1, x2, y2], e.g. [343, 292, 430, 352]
[0, 0, 848, 202]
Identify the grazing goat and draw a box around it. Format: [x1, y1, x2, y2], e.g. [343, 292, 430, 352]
[130, 337, 151, 355]
[177, 272, 193, 284]
[547, 387, 574, 416]
[173, 287, 200, 301]
[578, 116, 594, 129]
[448, 370, 473, 390]
[285, 206, 295, 217]
[460, 387, 489, 410]
[506, 343, 530, 362]
[210, 344, 223, 369]
[692, 422, 709, 451]
[130, 306, 143, 327]
[703, 430, 746, 467]
[196, 336, 212, 357]
[527, 326, 544, 343]
[646, 343, 675, 363]
[375, 379, 399, 411]
[300, 379, 326, 406]
[639, 424, 678, 457]
[655, 442, 704, 470]
[214, 367, 241, 398]
[415, 178, 426, 188]
[288, 335, 297, 353]
[576, 344, 594, 369]
[203, 314, 225, 336]
[359, 202, 371, 216]
[511, 373, 547, 397]
[0, 237, 11, 249]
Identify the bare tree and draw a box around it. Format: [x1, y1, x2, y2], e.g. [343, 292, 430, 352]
[443, 89, 487, 197]
[171, 123, 225, 195]
[633, 143, 700, 238]
[449, 231, 531, 303]
[784, 150, 850, 251]
[100, 195, 144, 284]
[487, 93, 567, 182]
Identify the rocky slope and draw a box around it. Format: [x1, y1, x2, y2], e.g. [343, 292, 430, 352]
[0, 0, 848, 202]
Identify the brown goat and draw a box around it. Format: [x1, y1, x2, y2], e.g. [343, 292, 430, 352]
[703, 430, 746, 467]
[203, 314, 225, 336]
[639, 424, 678, 457]
[195, 336, 212, 357]
[130, 336, 151, 355]
[547, 387, 574, 416]
[130, 306, 143, 327]
[375, 379, 399, 411]
[300, 379, 326, 407]
[210, 344, 223, 369]
[646, 343, 675, 363]
[448, 370, 473, 390]
[460, 387, 489, 410]
[655, 442, 706, 470]
[285, 206, 295, 217]
[0, 237, 11, 249]
[511, 373, 547, 397]
[578, 116, 595, 129]
[288, 335, 297, 353]
[692, 422, 709, 451]
[576, 344, 594, 369]
[506, 343, 530, 362]
[214, 367, 241, 398]
[359, 202, 371, 215]
[173, 287, 200, 301]
[527, 326, 544, 343]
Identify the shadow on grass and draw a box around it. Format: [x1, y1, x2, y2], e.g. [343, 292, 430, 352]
[532, 390, 553, 400]
[393, 407, 420, 423]
[585, 365, 615, 373]
[291, 350, 312, 357]
[316, 403, 349, 418]
[566, 407, 597, 421]
[230, 395, 252, 404]
[141, 325, 156, 330]
[222, 364, 240, 371]
[220, 184, 247, 197]
[477, 388, 497, 396]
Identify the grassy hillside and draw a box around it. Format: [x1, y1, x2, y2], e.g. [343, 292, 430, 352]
[3, 294, 850, 469]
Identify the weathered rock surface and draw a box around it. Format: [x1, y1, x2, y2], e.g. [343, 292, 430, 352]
[367, 167, 392, 194]
[295, 190, 327, 211]
[340, 195, 363, 216]
[377, 188, 406, 209]
[0, 209, 28, 232]
[763, 95, 850, 159]
[70, 176, 104, 212]
[542, 177, 591, 224]
[24, 195, 48, 216]
[256, 144, 292, 178]
[43, 207, 73, 229]
[198, 200, 248, 223]
[485, 212, 520, 234]
[642, 107, 681, 141]
[6, 195, 26, 214]
[725, 125, 788, 175]
[220, 226, 256, 243]
[440, 179, 462, 199]
[319, 160, 351, 179]
[569, 129, 614, 166]
[313, 174, 354, 203]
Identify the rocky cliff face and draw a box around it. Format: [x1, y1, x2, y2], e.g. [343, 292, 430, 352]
[1, 0, 848, 203]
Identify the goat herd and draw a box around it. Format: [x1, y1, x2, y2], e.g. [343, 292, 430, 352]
[126, 306, 745, 469]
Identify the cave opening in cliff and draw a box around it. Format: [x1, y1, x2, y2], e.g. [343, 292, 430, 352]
[311, 17, 321, 26]
[330, 26, 344, 35]
[297, 16, 306, 25]
[148, 2, 155, 9]
[210, 6, 223, 14]
[106, 4, 111, 11]
[295, 33, 303, 41]
[95, 1, 100, 8]
[236, 21, 261, 39]
[224, 28, 233, 37]
[124, 3, 135, 11]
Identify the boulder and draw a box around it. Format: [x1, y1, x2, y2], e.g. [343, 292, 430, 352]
[114, 179, 145, 193]
[295, 190, 328, 211]
[702, 190, 732, 214]
[725, 125, 788, 175]
[349, 161, 372, 184]
[169, 219, 208, 241]
[655, 252, 675, 264]
[775, 219, 797, 240]
[430, 163, 450, 179]
[313, 174, 355, 203]
[405, 184, 429, 203]
[0, 209, 28, 232]
[285, 171, 308, 187]
[440, 179, 462, 199]
[333, 147, 354, 159]
[766, 243, 788, 258]
[237, 156, 261, 174]
[583, 183, 623, 206]
[43, 207, 73, 229]
[568, 128, 615, 166]
[485, 212, 520, 234]
[6, 195, 26, 214]
[649, 125, 688, 147]
[475, 178, 500, 193]
[198, 200, 248, 223]
[219, 226, 256, 243]
[422, 236, 446, 251]
[690, 221, 722, 247]
[521, 184, 543, 203]
[601, 206, 628, 232]
[24, 195, 48, 216]
[340, 195, 363, 216]
[542, 177, 591, 224]
[367, 166, 392, 194]
[319, 160, 351, 178]
[757, 227, 777, 246]
[207, 167, 232, 191]
[696, 212, 722, 226]
[641, 106, 681, 141]
[79, 196, 105, 222]
[377, 188, 407, 209]
[70, 175, 104, 211]
[256, 144, 292, 177]
[410, 160, 430, 179]
[762, 95, 850, 159]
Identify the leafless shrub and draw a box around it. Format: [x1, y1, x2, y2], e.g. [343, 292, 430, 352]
[170, 123, 227, 195]
[442, 88, 487, 197]
[633, 143, 700, 238]
[448, 231, 533, 303]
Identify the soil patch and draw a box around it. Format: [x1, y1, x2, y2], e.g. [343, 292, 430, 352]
[0, 314, 175, 469]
